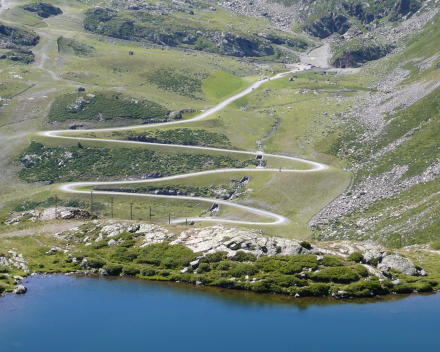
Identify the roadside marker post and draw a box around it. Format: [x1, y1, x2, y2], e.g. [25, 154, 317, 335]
[111, 197, 114, 218]
[130, 203, 133, 220]
[90, 191, 93, 213]
[55, 194, 58, 219]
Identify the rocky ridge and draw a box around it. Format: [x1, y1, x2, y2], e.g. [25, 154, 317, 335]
[58, 220, 427, 278]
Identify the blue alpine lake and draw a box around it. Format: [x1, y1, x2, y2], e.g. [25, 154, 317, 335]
[1, 275, 439, 352]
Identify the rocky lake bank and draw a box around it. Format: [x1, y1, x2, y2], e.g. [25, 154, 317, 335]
[2, 213, 440, 300]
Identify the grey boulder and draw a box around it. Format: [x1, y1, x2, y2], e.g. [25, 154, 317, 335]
[14, 285, 27, 294]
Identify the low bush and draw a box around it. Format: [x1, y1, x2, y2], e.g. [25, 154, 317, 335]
[256, 259, 281, 272]
[314, 267, 358, 283]
[103, 264, 123, 276]
[200, 251, 227, 264]
[279, 262, 302, 275]
[420, 279, 438, 287]
[272, 275, 307, 288]
[298, 283, 330, 297]
[321, 256, 345, 267]
[120, 240, 136, 248]
[213, 278, 233, 288]
[228, 263, 259, 277]
[344, 280, 385, 297]
[0, 266, 9, 273]
[348, 252, 364, 263]
[288, 254, 318, 269]
[123, 266, 140, 276]
[299, 241, 312, 250]
[392, 284, 414, 294]
[217, 261, 234, 271]
[136, 243, 196, 269]
[157, 270, 170, 277]
[369, 258, 379, 267]
[413, 282, 433, 293]
[430, 241, 440, 250]
[231, 251, 257, 262]
[88, 258, 106, 269]
[197, 263, 211, 273]
[92, 241, 108, 249]
[354, 264, 369, 277]
[140, 267, 156, 277]
[251, 280, 271, 293]
[110, 247, 138, 262]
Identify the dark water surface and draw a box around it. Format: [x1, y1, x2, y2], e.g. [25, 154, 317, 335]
[1, 275, 439, 352]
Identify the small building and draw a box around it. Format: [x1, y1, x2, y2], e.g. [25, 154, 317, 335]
[129, 51, 134, 55]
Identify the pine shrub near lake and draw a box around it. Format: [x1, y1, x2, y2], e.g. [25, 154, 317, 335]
[18, 141, 257, 182]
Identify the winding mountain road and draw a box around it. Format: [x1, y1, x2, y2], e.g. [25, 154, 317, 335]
[41, 59, 330, 226]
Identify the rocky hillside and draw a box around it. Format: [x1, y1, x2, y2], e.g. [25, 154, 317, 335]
[0, 22, 40, 64]
[0, 22, 39, 48]
[82, 2, 308, 59]
[309, 10, 440, 246]
[209, 0, 439, 66]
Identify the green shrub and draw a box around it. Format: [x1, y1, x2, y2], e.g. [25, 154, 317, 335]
[413, 282, 433, 293]
[217, 261, 234, 271]
[382, 279, 394, 289]
[288, 254, 318, 269]
[197, 263, 211, 273]
[140, 267, 156, 276]
[420, 279, 438, 287]
[314, 267, 358, 283]
[213, 278, 233, 287]
[344, 280, 385, 297]
[200, 251, 227, 263]
[348, 252, 364, 263]
[299, 241, 312, 250]
[430, 241, 440, 250]
[228, 263, 259, 277]
[157, 270, 170, 277]
[298, 283, 330, 297]
[102, 264, 123, 276]
[92, 241, 108, 249]
[110, 247, 138, 262]
[256, 259, 281, 272]
[231, 251, 257, 262]
[321, 256, 345, 267]
[120, 240, 136, 248]
[272, 275, 306, 288]
[279, 262, 302, 275]
[136, 243, 196, 269]
[123, 266, 140, 276]
[251, 280, 271, 293]
[0, 267, 9, 273]
[88, 258, 106, 269]
[161, 257, 178, 269]
[354, 264, 369, 277]
[0, 284, 5, 294]
[369, 257, 379, 267]
[392, 284, 414, 294]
